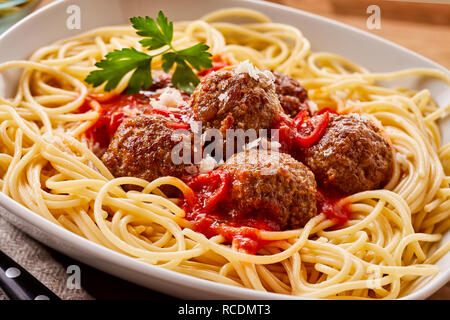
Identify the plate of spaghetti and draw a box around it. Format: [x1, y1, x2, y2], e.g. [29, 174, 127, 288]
[0, 0, 449, 300]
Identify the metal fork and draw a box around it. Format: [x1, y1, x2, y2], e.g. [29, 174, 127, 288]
[0, 249, 60, 300]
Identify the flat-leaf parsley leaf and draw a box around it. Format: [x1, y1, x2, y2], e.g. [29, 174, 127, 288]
[85, 11, 212, 94]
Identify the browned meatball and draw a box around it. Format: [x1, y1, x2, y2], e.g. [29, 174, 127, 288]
[102, 114, 194, 192]
[300, 113, 393, 195]
[220, 149, 317, 230]
[272, 71, 309, 117]
[190, 69, 283, 136]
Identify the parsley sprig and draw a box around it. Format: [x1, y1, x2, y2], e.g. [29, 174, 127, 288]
[85, 11, 213, 94]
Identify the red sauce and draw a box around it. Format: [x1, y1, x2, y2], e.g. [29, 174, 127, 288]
[276, 110, 331, 153]
[181, 170, 276, 254]
[80, 94, 148, 151]
[197, 53, 232, 77]
[79, 88, 193, 153]
[178, 107, 348, 250]
[197, 64, 228, 77]
[189, 213, 274, 254]
[316, 190, 352, 226]
[180, 172, 352, 253]
[149, 108, 191, 130]
[316, 107, 339, 115]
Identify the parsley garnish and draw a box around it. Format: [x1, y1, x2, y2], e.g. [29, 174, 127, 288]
[85, 11, 213, 94]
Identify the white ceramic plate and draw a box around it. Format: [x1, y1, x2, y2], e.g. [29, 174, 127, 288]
[0, 0, 449, 300]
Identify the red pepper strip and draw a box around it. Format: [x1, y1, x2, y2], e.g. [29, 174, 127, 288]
[273, 113, 296, 153]
[151, 108, 184, 120]
[317, 107, 339, 115]
[295, 112, 330, 148]
[151, 109, 171, 117]
[293, 109, 309, 129]
[167, 121, 190, 130]
[187, 170, 230, 213]
[316, 191, 351, 226]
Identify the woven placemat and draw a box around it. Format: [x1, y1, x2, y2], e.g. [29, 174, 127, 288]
[0, 213, 173, 300]
[0, 216, 92, 300]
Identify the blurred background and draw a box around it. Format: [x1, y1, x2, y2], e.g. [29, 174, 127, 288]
[267, 0, 450, 68]
[0, 0, 449, 67]
[0, 0, 40, 34]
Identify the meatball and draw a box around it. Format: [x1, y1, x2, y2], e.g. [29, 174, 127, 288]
[190, 68, 283, 136]
[300, 113, 393, 195]
[272, 71, 309, 117]
[102, 114, 194, 192]
[220, 149, 317, 230]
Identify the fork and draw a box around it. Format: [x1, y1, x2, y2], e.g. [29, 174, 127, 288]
[0, 249, 60, 300]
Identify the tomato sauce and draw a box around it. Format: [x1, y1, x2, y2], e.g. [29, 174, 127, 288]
[316, 190, 352, 226]
[180, 170, 352, 253]
[197, 64, 229, 77]
[181, 170, 277, 254]
[197, 53, 232, 77]
[189, 213, 274, 254]
[79, 94, 150, 151]
[79, 87, 193, 154]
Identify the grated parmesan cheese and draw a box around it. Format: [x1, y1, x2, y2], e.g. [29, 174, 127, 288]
[151, 87, 188, 110]
[218, 92, 229, 103]
[233, 60, 274, 82]
[244, 138, 262, 151]
[244, 137, 281, 151]
[199, 155, 219, 173]
[189, 120, 202, 134]
[307, 100, 318, 113]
